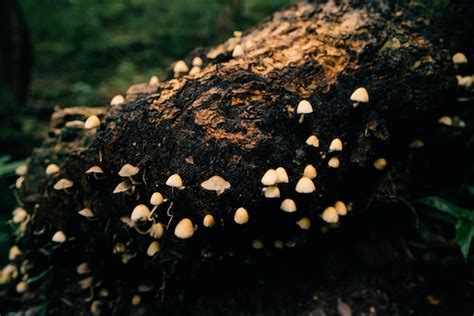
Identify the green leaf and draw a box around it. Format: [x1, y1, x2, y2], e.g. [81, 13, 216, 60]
[417, 197, 469, 219]
[455, 219, 474, 261]
[0, 155, 25, 178]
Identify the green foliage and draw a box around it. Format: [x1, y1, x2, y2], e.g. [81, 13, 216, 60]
[417, 196, 474, 261]
[0, 156, 25, 178]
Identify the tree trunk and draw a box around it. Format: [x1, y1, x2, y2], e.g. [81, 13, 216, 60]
[2, 1, 470, 315]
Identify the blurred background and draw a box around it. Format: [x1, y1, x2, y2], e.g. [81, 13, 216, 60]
[0, 0, 291, 263]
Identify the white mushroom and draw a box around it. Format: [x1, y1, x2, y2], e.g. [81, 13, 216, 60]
[303, 164, 317, 179]
[280, 199, 297, 213]
[452, 52, 468, 64]
[76, 262, 90, 275]
[295, 177, 315, 193]
[232, 44, 244, 58]
[53, 178, 74, 191]
[192, 57, 203, 67]
[203, 214, 215, 228]
[149, 223, 164, 239]
[306, 135, 320, 147]
[296, 100, 313, 123]
[147, 241, 160, 256]
[296, 217, 311, 230]
[350, 87, 369, 107]
[15, 176, 24, 189]
[12, 208, 28, 223]
[45, 163, 60, 175]
[150, 192, 165, 206]
[234, 207, 249, 224]
[321, 206, 339, 223]
[78, 208, 95, 218]
[84, 115, 101, 129]
[329, 138, 343, 152]
[200, 175, 231, 195]
[118, 164, 139, 178]
[334, 201, 347, 216]
[52, 231, 67, 243]
[16, 281, 28, 294]
[263, 185, 280, 198]
[275, 167, 289, 183]
[113, 180, 132, 194]
[9, 245, 21, 260]
[373, 158, 387, 171]
[15, 165, 27, 176]
[174, 218, 194, 239]
[149, 75, 160, 87]
[252, 240, 264, 249]
[110, 95, 125, 106]
[189, 66, 201, 75]
[173, 60, 189, 76]
[166, 174, 185, 190]
[328, 157, 340, 168]
[438, 116, 453, 126]
[131, 204, 151, 222]
[261, 169, 278, 186]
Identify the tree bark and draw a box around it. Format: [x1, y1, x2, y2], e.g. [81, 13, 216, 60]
[2, 1, 467, 315]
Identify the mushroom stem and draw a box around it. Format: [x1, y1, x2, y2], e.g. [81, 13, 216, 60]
[299, 114, 305, 124]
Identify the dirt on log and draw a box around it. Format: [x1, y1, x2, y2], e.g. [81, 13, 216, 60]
[1, 1, 469, 315]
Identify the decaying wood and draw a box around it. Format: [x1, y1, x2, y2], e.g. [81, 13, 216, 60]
[1, 1, 464, 314]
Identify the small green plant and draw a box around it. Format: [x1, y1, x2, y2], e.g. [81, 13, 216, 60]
[417, 196, 474, 261]
[0, 155, 24, 177]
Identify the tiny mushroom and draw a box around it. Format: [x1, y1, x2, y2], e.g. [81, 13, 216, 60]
[334, 201, 348, 216]
[306, 135, 320, 147]
[275, 167, 289, 183]
[296, 217, 311, 230]
[373, 158, 387, 171]
[295, 176, 316, 193]
[234, 207, 249, 224]
[131, 294, 142, 306]
[252, 240, 264, 250]
[200, 175, 231, 195]
[76, 262, 90, 275]
[16, 281, 28, 294]
[149, 223, 164, 239]
[328, 157, 340, 168]
[110, 95, 125, 106]
[189, 66, 201, 75]
[452, 52, 468, 64]
[261, 169, 278, 186]
[174, 218, 194, 239]
[84, 115, 101, 130]
[12, 208, 28, 223]
[45, 164, 60, 175]
[192, 57, 203, 67]
[15, 165, 27, 176]
[146, 241, 160, 256]
[149, 75, 160, 87]
[203, 214, 215, 228]
[280, 199, 297, 213]
[150, 192, 165, 206]
[166, 173, 185, 190]
[118, 164, 139, 178]
[350, 87, 369, 107]
[131, 204, 151, 222]
[113, 180, 132, 194]
[85, 166, 105, 179]
[329, 138, 343, 152]
[53, 178, 74, 191]
[15, 177, 24, 189]
[321, 206, 339, 223]
[173, 60, 189, 76]
[438, 116, 453, 126]
[9, 245, 21, 260]
[78, 208, 95, 218]
[52, 230, 67, 243]
[303, 164, 317, 179]
[232, 44, 244, 58]
[263, 185, 280, 198]
[296, 100, 313, 123]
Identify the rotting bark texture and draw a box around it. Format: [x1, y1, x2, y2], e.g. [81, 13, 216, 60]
[1, 1, 462, 314]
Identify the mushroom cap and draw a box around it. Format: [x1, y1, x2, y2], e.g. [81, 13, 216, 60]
[131, 204, 151, 221]
[306, 135, 320, 147]
[275, 167, 289, 183]
[189, 66, 201, 75]
[232, 44, 244, 57]
[76, 262, 90, 275]
[45, 164, 60, 175]
[438, 116, 453, 126]
[192, 57, 203, 67]
[150, 192, 165, 206]
[131, 295, 142, 306]
[452, 52, 468, 64]
[280, 199, 297, 213]
[261, 169, 278, 185]
[296, 217, 311, 230]
[303, 164, 317, 179]
[149, 75, 160, 87]
[84, 115, 101, 129]
[53, 178, 74, 190]
[166, 173, 183, 188]
[15, 176, 24, 189]
[296, 100, 313, 114]
[334, 201, 347, 216]
[110, 94, 125, 106]
[52, 231, 67, 243]
[146, 241, 160, 256]
[252, 240, 264, 249]
[174, 218, 194, 239]
[234, 207, 249, 224]
[264, 185, 280, 198]
[200, 175, 231, 194]
[118, 164, 139, 177]
[113, 180, 132, 193]
[78, 208, 94, 218]
[15, 165, 28, 176]
[350, 87, 369, 103]
[203, 214, 215, 228]
[16, 281, 28, 294]
[149, 223, 164, 239]
[329, 138, 343, 152]
[295, 177, 316, 193]
[85, 166, 104, 174]
[321, 206, 339, 223]
[12, 208, 28, 223]
[9, 245, 21, 260]
[173, 60, 189, 74]
[328, 157, 340, 168]
[373, 158, 387, 171]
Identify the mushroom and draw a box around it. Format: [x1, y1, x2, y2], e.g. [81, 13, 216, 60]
[409, 139, 424, 149]
[232, 44, 244, 58]
[78, 208, 95, 218]
[85, 166, 105, 179]
[306, 135, 320, 147]
[131, 295, 142, 306]
[321, 206, 339, 223]
[110, 95, 125, 105]
[350, 87, 369, 107]
[113, 180, 132, 194]
[76, 262, 90, 275]
[234, 207, 249, 224]
[45, 163, 60, 175]
[328, 157, 340, 168]
[118, 164, 139, 184]
[131, 204, 151, 222]
[296, 217, 311, 230]
[275, 167, 289, 183]
[296, 100, 313, 123]
[280, 199, 297, 213]
[329, 138, 343, 152]
[12, 208, 28, 223]
[373, 158, 387, 171]
[189, 66, 201, 75]
[84, 115, 101, 130]
[452, 52, 468, 64]
[203, 214, 215, 228]
[9, 245, 21, 260]
[192, 57, 203, 67]
[295, 177, 315, 193]
[334, 201, 347, 216]
[1, 264, 18, 283]
[150, 192, 165, 209]
[233, 31, 243, 38]
[174, 218, 194, 239]
[166, 173, 185, 190]
[149, 75, 160, 87]
[303, 164, 317, 179]
[438, 116, 453, 126]
[149, 223, 164, 239]
[263, 185, 280, 198]
[15, 177, 24, 189]
[16, 281, 28, 294]
[200, 175, 231, 195]
[53, 178, 74, 192]
[261, 169, 278, 186]
[79, 276, 93, 289]
[52, 231, 67, 243]
[173, 60, 189, 77]
[252, 240, 264, 250]
[146, 241, 160, 256]
[15, 165, 27, 176]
